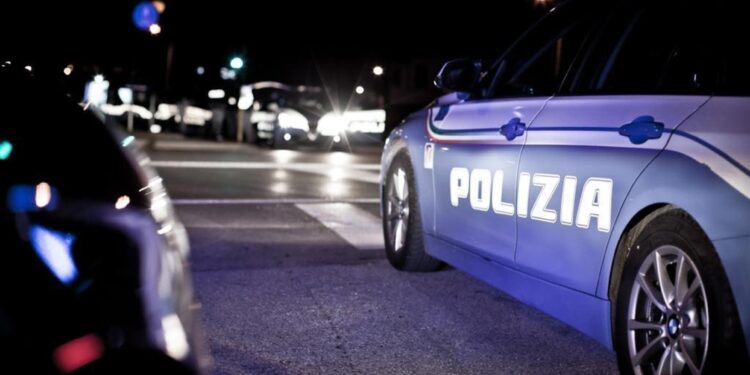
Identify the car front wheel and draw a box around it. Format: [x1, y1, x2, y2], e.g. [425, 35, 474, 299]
[382, 154, 442, 272]
[614, 206, 748, 374]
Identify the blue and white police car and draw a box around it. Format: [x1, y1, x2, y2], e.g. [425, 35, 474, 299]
[380, 1, 750, 373]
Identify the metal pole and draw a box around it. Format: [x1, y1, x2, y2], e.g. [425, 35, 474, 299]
[236, 110, 244, 143]
[127, 111, 134, 133]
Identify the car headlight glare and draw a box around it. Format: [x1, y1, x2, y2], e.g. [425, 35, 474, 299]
[277, 111, 309, 131]
[318, 113, 348, 136]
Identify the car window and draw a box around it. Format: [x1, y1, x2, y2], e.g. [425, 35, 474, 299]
[576, 2, 716, 95]
[482, 0, 600, 98]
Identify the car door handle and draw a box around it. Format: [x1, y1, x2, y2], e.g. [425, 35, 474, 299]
[619, 115, 665, 144]
[499, 117, 526, 141]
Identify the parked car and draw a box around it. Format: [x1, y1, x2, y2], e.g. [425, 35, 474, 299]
[245, 82, 326, 148]
[380, 0, 750, 373]
[0, 66, 208, 374]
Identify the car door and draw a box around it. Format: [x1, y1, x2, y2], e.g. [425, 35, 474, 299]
[432, 0, 599, 266]
[514, 3, 716, 293]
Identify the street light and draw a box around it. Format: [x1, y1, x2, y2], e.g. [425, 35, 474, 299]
[63, 65, 74, 76]
[132, 2, 160, 31]
[152, 1, 166, 13]
[355, 86, 365, 95]
[0, 140, 13, 160]
[208, 89, 226, 99]
[149, 23, 162, 35]
[230, 57, 244, 70]
[372, 65, 384, 76]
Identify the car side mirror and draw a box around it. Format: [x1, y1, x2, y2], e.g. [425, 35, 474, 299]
[434, 59, 483, 92]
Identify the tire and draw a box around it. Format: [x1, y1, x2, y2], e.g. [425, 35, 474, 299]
[614, 206, 748, 374]
[382, 154, 442, 272]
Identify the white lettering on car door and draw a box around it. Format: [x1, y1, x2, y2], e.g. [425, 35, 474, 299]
[448, 168, 613, 233]
[559, 176, 577, 226]
[491, 170, 515, 216]
[575, 178, 613, 233]
[530, 174, 559, 223]
[517, 172, 531, 218]
[470, 169, 492, 212]
[450, 167, 470, 207]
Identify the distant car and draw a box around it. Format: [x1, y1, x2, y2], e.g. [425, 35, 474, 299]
[250, 102, 313, 148]
[245, 82, 325, 148]
[380, 1, 750, 374]
[0, 66, 207, 373]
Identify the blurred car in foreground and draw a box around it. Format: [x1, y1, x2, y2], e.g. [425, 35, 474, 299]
[0, 66, 208, 374]
[381, 0, 750, 373]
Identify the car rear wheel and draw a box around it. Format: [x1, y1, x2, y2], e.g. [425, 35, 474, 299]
[614, 206, 748, 374]
[382, 154, 442, 272]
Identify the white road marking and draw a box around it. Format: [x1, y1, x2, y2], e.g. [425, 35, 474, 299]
[183, 222, 322, 230]
[285, 165, 381, 184]
[149, 160, 380, 170]
[150, 160, 382, 184]
[152, 140, 246, 151]
[172, 198, 380, 205]
[296, 203, 384, 251]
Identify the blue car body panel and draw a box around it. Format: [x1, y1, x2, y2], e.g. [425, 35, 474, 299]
[381, 93, 750, 352]
[713, 235, 750, 353]
[431, 98, 548, 266]
[425, 233, 614, 349]
[515, 95, 708, 293]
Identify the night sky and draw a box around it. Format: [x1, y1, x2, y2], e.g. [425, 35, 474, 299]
[2, 1, 549, 104]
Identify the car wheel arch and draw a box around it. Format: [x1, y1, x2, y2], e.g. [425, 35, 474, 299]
[382, 148, 420, 195]
[606, 203, 717, 343]
[607, 204, 672, 301]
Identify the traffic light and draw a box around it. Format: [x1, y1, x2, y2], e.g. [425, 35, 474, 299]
[230, 57, 244, 70]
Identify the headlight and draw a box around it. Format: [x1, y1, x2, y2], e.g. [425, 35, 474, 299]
[345, 109, 386, 134]
[318, 113, 348, 136]
[277, 111, 309, 131]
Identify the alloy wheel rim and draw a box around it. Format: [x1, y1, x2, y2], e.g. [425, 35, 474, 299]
[386, 168, 409, 252]
[627, 245, 709, 375]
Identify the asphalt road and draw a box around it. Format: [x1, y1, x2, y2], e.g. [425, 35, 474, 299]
[143, 135, 618, 374]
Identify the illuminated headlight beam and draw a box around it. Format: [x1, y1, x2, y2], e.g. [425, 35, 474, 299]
[277, 111, 310, 131]
[318, 110, 386, 136]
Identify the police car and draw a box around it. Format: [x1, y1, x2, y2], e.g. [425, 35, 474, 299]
[380, 1, 750, 373]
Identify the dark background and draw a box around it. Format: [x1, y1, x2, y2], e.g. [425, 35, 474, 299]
[1, 1, 550, 110]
